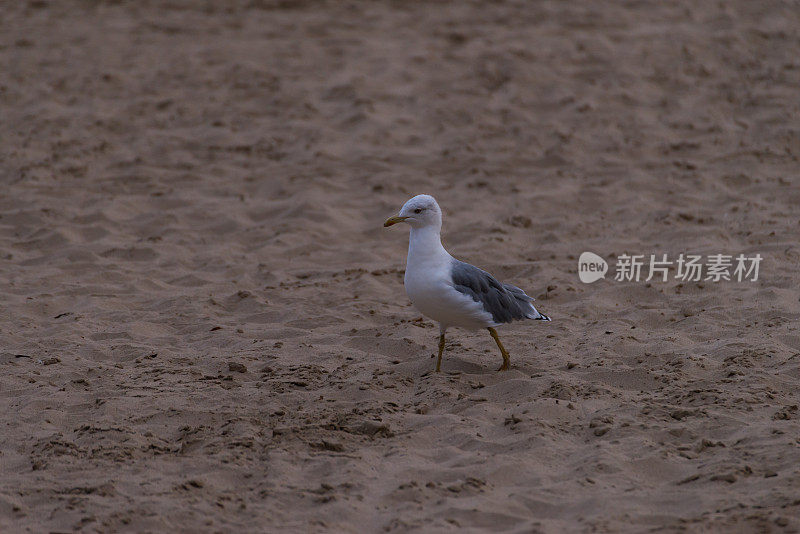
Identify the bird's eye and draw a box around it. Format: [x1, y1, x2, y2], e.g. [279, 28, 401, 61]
[414, 208, 422, 214]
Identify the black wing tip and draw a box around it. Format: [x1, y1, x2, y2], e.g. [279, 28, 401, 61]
[536, 313, 552, 321]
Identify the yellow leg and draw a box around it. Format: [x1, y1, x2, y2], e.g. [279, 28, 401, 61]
[435, 332, 445, 372]
[488, 327, 510, 371]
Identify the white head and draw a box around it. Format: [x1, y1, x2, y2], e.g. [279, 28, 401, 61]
[384, 194, 442, 231]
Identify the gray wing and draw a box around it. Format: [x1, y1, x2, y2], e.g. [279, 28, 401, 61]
[450, 259, 550, 324]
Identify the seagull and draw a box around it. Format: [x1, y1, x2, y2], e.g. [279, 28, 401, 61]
[384, 194, 551, 372]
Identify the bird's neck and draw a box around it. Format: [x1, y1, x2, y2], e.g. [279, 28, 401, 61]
[408, 226, 448, 265]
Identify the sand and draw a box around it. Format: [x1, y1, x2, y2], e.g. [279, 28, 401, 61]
[2, 0, 799, 532]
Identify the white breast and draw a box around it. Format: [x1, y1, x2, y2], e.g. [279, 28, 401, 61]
[404, 258, 495, 330]
[401, 225, 495, 330]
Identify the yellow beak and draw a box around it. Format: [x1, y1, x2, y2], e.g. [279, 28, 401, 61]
[383, 216, 409, 227]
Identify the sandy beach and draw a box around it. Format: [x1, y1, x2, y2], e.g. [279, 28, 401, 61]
[2, 0, 799, 532]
